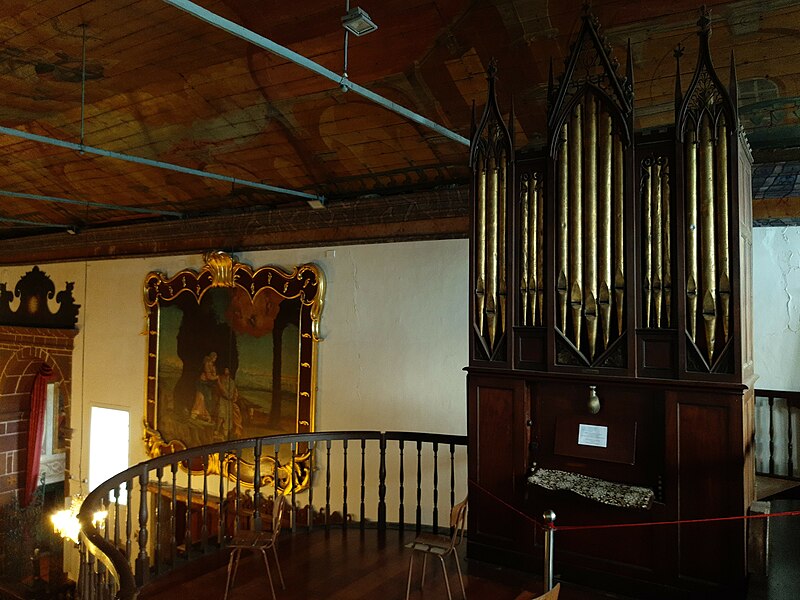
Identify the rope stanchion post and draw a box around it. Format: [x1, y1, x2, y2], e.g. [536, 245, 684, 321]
[543, 509, 556, 590]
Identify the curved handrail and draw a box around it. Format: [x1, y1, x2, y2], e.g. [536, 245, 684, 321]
[77, 430, 467, 600]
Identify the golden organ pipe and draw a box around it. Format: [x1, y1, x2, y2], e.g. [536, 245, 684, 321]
[520, 177, 529, 325]
[476, 156, 486, 339]
[700, 116, 717, 361]
[716, 118, 731, 342]
[529, 176, 539, 325]
[487, 153, 498, 350]
[613, 136, 625, 335]
[598, 111, 612, 348]
[536, 175, 545, 326]
[584, 96, 599, 359]
[569, 104, 584, 350]
[653, 159, 663, 328]
[686, 129, 698, 343]
[557, 124, 569, 333]
[499, 151, 508, 340]
[662, 161, 672, 327]
[643, 161, 652, 328]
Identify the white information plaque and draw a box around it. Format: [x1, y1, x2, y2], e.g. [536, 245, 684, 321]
[577, 424, 608, 448]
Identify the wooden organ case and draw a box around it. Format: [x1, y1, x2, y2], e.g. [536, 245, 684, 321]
[467, 9, 754, 599]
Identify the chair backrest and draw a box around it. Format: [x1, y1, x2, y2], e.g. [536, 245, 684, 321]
[449, 497, 468, 547]
[270, 493, 287, 539]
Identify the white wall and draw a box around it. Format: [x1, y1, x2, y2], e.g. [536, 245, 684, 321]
[0, 239, 469, 495]
[753, 226, 800, 391]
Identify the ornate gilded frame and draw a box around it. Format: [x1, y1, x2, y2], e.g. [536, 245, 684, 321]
[143, 251, 324, 490]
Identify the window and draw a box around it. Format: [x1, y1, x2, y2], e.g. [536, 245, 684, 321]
[89, 406, 130, 503]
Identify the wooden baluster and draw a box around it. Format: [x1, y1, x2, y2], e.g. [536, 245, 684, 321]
[399, 440, 405, 533]
[291, 442, 297, 533]
[126, 480, 133, 566]
[308, 440, 314, 533]
[450, 442, 456, 523]
[273, 444, 280, 525]
[201, 454, 209, 552]
[416, 440, 422, 534]
[432, 441, 439, 534]
[378, 434, 387, 531]
[154, 466, 162, 575]
[342, 439, 349, 530]
[136, 468, 150, 585]
[184, 465, 193, 552]
[170, 463, 178, 563]
[360, 438, 366, 529]
[218, 452, 225, 544]
[325, 439, 331, 530]
[113, 486, 121, 554]
[769, 396, 775, 475]
[788, 403, 795, 478]
[253, 440, 262, 531]
[234, 450, 242, 536]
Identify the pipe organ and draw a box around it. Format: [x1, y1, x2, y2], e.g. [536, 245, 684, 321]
[467, 9, 754, 598]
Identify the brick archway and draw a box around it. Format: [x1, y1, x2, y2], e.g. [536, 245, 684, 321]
[0, 327, 76, 505]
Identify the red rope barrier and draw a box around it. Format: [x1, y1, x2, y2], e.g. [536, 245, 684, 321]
[469, 478, 800, 533]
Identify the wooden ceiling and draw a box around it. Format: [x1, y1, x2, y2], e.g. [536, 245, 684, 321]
[0, 0, 798, 263]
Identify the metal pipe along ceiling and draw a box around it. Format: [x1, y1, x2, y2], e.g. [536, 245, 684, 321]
[162, 0, 471, 147]
[0, 125, 325, 204]
[0, 189, 182, 218]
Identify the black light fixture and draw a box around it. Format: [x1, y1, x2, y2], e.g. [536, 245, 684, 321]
[341, 6, 377, 36]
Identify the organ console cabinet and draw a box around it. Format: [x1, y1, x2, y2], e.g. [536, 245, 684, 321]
[466, 8, 755, 599]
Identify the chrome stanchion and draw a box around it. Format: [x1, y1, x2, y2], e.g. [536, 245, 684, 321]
[543, 509, 556, 590]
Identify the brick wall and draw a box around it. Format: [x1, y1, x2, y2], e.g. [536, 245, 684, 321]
[0, 327, 76, 506]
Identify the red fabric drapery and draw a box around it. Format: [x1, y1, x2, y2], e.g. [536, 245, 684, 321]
[23, 363, 55, 507]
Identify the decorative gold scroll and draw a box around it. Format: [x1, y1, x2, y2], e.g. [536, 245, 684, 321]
[487, 154, 499, 350]
[476, 157, 486, 339]
[584, 96, 599, 359]
[716, 118, 731, 343]
[699, 117, 717, 361]
[598, 111, 613, 348]
[661, 161, 672, 327]
[569, 104, 584, 350]
[557, 126, 569, 333]
[686, 129, 698, 343]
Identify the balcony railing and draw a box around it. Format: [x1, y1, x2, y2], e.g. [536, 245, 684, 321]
[76, 431, 467, 600]
[755, 389, 800, 480]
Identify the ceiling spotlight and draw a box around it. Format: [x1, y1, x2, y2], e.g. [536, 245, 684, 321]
[341, 7, 377, 36]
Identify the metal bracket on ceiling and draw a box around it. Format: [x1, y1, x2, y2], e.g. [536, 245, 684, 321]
[162, 0, 470, 147]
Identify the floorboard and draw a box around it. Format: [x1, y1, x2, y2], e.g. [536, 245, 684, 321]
[138, 528, 629, 600]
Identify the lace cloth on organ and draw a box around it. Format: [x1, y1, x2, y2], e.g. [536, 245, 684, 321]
[529, 467, 654, 510]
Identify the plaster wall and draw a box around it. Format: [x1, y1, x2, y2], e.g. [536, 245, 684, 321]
[0, 239, 469, 498]
[753, 226, 800, 392]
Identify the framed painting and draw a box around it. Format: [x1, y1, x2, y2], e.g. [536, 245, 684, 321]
[143, 251, 324, 489]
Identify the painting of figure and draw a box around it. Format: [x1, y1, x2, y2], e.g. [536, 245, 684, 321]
[155, 286, 301, 448]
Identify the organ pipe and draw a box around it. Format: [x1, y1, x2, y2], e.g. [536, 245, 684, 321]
[584, 96, 599, 359]
[569, 104, 584, 350]
[662, 161, 672, 327]
[686, 129, 698, 343]
[557, 125, 569, 334]
[653, 159, 663, 328]
[716, 118, 731, 342]
[598, 111, 613, 348]
[499, 150, 508, 341]
[643, 161, 653, 327]
[520, 176, 530, 325]
[699, 116, 717, 361]
[613, 136, 625, 335]
[487, 153, 499, 350]
[476, 156, 486, 339]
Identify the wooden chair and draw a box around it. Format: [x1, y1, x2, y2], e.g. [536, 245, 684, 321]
[405, 497, 468, 600]
[223, 493, 287, 600]
[514, 583, 561, 600]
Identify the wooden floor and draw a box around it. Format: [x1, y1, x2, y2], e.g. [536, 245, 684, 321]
[139, 528, 630, 600]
